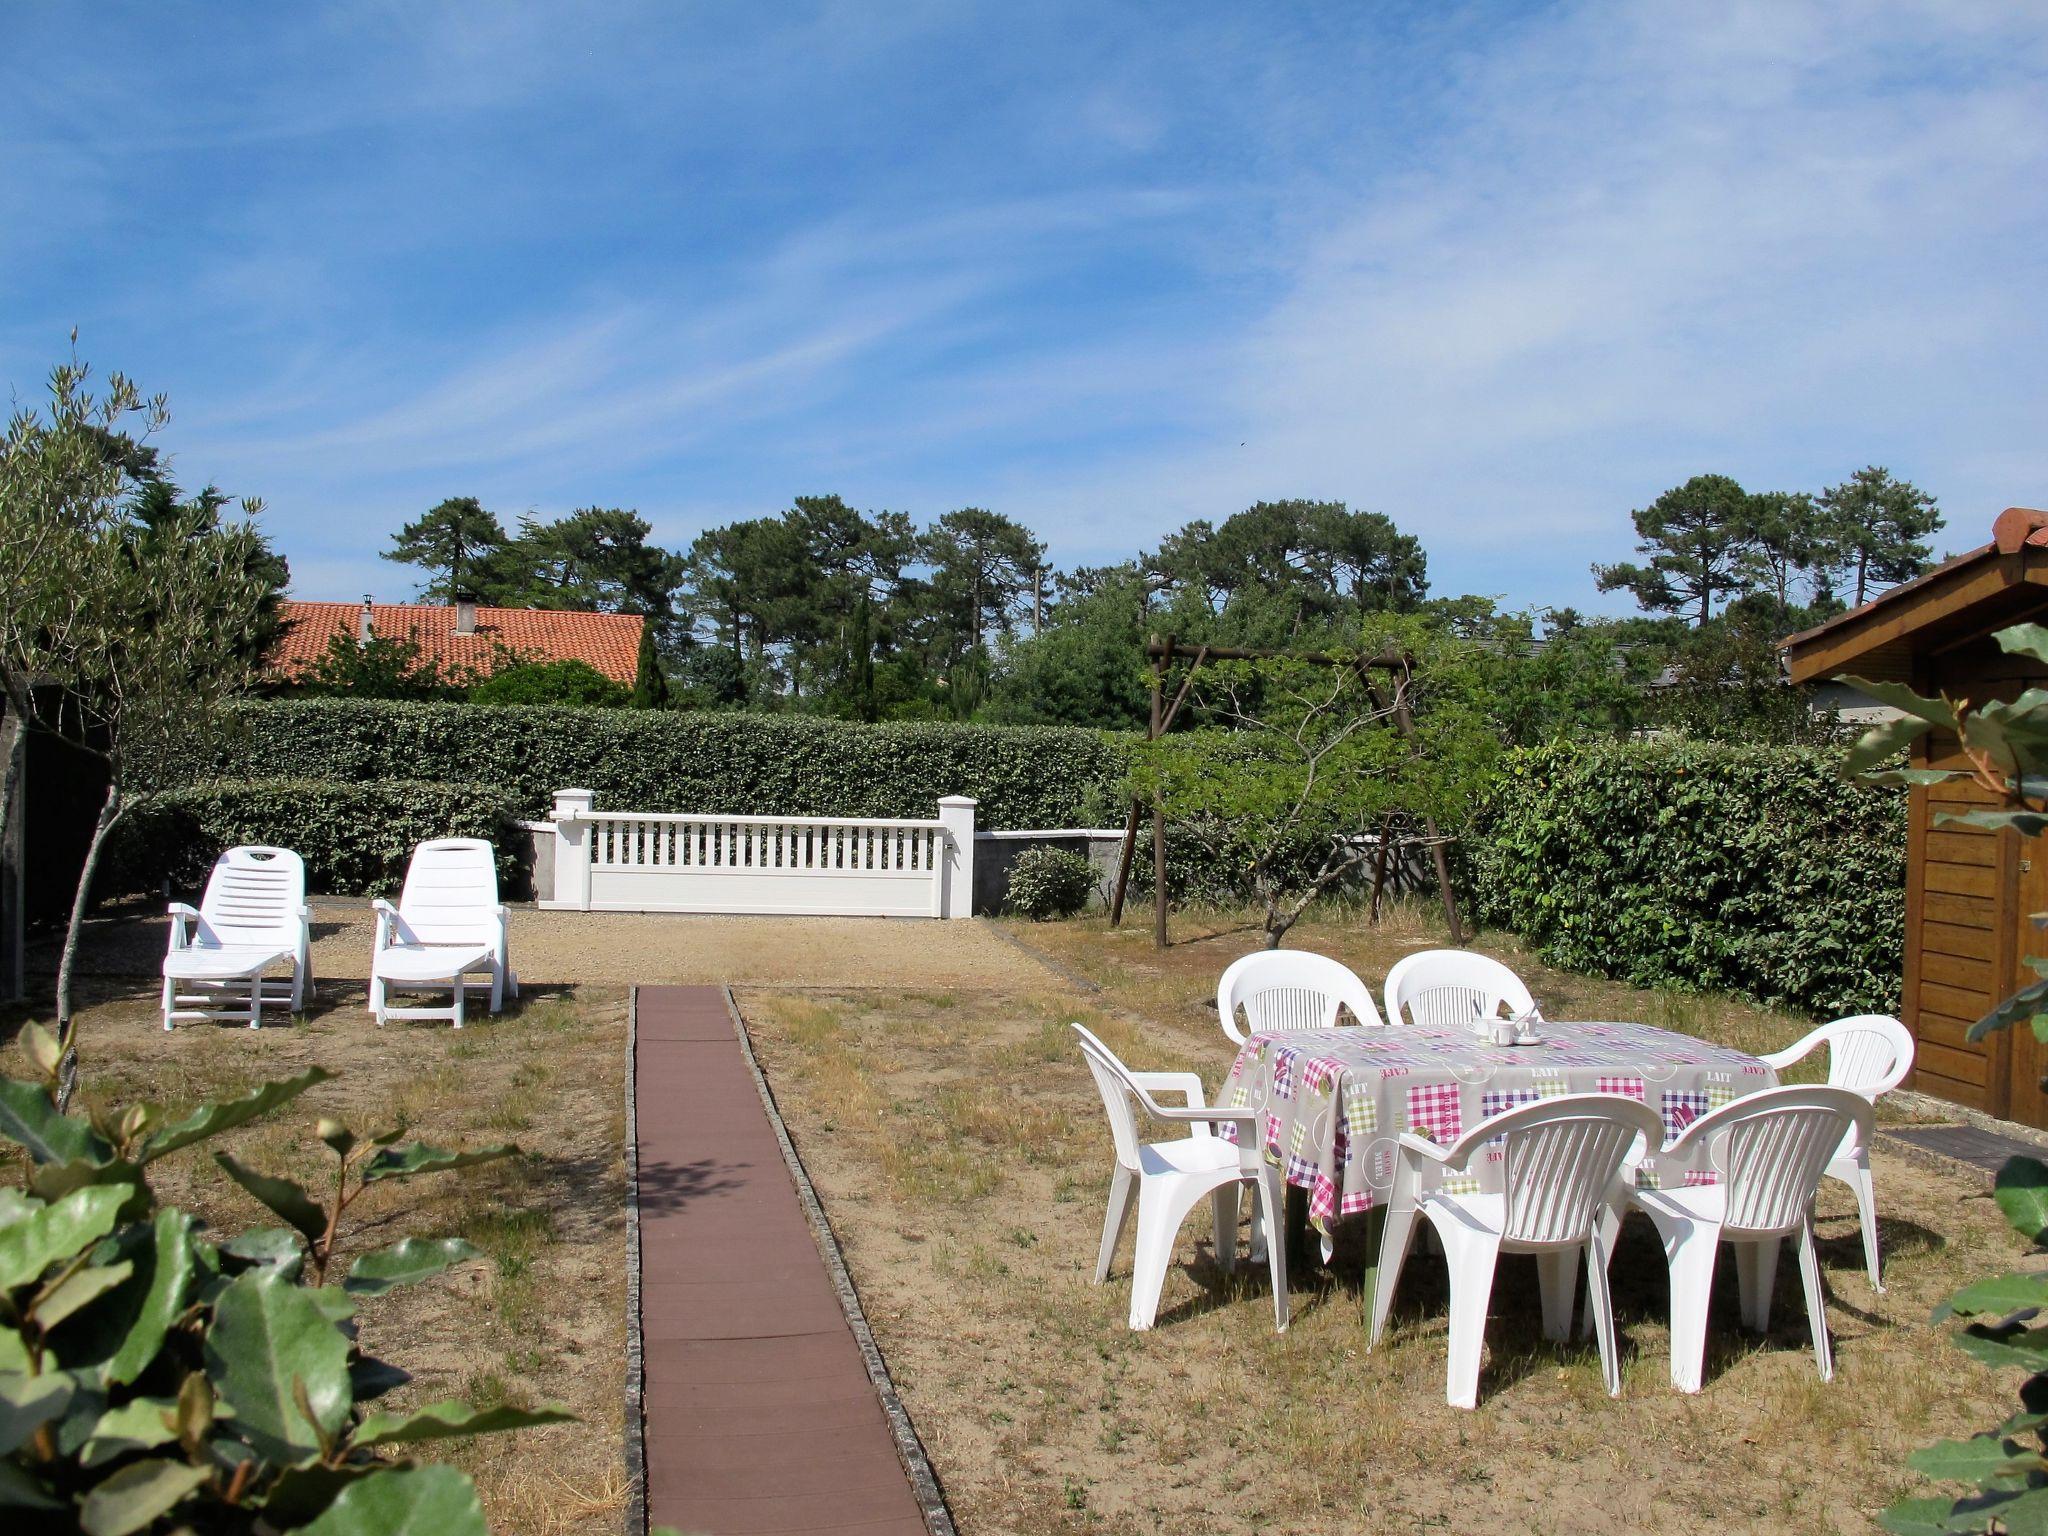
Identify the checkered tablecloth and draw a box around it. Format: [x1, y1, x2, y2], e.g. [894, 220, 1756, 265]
[1218, 1021, 1776, 1236]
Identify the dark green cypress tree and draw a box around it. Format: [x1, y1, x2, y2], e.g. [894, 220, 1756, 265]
[629, 619, 671, 709]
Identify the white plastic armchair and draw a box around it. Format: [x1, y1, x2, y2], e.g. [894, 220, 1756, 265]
[1072, 1024, 1288, 1332]
[1215, 950, 1383, 1046]
[161, 847, 311, 1030]
[1369, 1092, 1663, 1409]
[1759, 1014, 1913, 1291]
[1383, 949, 1536, 1030]
[1623, 1085, 1873, 1393]
[368, 839, 517, 1028]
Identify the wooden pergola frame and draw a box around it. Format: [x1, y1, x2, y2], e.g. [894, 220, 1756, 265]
[1107, 634, 1465, 948]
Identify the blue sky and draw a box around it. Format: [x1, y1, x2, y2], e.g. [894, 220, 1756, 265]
[4, 2, 2045, 612]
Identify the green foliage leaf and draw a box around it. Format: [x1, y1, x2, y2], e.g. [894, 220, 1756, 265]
[0, 1078, 108, 1166]
[1996, 1158, 2048, 1242]
[1947, 1272, 2048, 1319]
[0, 1370, 76, 1454]
[222, 1226, 306, 1275]
[203, 1270, 351, 1465]
[103, 1210, 197, 1386]
[1939, 809, 2048, 838]
[1954, 1321, 2048, 1372]
[298, 1464, 488, 1536]
[1840, 676, 1959, 731]
[0, 1327, 27, 1373]
[31, 1261, 133, 1330]
[360, 1141, 519, 1183]
[1970, 982, 2048, 1045]
[1840, 712, 1935, 777]
[78, 1396, 179, 1467]
[78, 1458, 212, 1536]
[1865, 768, 1967, 788]
[305, 1287, 357, 1326]
[352, 1398, 573, 1449]
[25, 1157, 148, 1225]
[1877, 1497, 1962, 1535]
[263, 1463, 380, 1527]
[213, 1154, 328, 1245]
[0, 1456, 65, 1509]
[343, 1237, 481, 1296]
[0, 1185, 127, 1290]
[1907, 1434, 2040, 1482]
[1993, 623, 2048, 666]
[140, 1067, 332, 1163]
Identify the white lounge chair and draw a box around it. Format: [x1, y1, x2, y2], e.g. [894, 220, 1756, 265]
[1622, 1085, 1872, 1392]
[1073, 1024, 1288, 1332]
[1759, 1014, 1913, 1291]
[369, 838, 516, 1028]
[1383, 949, 1536, 1029]
[1215, 950, 1382, 1046]
[1369, 1093, 1663, 1408]
[161, 846, 312, 1030]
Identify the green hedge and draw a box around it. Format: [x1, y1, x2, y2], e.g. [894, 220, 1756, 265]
[210, 698, 1127, 827]
[103, 778, 529, 900]
[1467, 740, 1905, 1020]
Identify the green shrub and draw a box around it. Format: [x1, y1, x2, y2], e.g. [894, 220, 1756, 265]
[1005, 847, 1097, 919]
[104, 778, 528, 899]
[0, 1037, 556, 1532]
[469, 659, 628, 708]
[211, 698, 1128, 827]
[1467, 739, 1905, 1019]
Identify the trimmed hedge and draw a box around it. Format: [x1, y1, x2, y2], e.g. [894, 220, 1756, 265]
[212, 699, 1127, 828]
[1467, 740, 1905, 1020]
[103, 778, 529, 900]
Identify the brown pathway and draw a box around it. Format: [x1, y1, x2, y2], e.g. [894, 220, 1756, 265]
[634, 985, 931, 1536]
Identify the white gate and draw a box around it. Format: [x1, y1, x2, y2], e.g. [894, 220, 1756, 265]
[538, 791, 976, 918]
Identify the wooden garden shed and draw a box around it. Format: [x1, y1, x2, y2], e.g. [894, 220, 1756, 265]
[1784, 507, 2048, 1127]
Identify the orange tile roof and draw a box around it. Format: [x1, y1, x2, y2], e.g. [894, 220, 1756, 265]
[270, 600, 643, 685]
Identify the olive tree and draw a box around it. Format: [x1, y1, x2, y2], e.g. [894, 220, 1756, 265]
[1128, 639, 1492, 947]
[0, 354, 273, 1104]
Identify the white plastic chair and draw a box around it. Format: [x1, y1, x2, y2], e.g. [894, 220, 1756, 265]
[1383, 949, 1536, 1030]
[1369, 1093, 1664, 1409]
[1072, 1024, 1288, 1332]
[161, 847, 312, 1030]
[1623, 1085, 1873, 1393]
[1215, 950, 1382, 1046]
[1759, 1014, 1913, 1291]
[368, 839, 516, 1028]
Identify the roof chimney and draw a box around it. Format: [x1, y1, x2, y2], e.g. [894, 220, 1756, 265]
[357, 596, 374, 647]
[454, 590, 478, 636]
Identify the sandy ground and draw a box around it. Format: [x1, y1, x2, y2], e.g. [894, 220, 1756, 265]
[24, 898, 2025, 1534]
[735, 908, 2025, 1536]
[50, 897, 1068, 991]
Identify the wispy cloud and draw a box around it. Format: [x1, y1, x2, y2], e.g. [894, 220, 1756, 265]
[3, 1, 2043, 608]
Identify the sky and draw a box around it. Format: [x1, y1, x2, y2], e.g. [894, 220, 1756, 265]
[3, 1, 2045, 613]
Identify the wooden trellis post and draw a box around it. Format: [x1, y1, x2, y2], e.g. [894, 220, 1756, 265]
[1108, 635, 1465, 948]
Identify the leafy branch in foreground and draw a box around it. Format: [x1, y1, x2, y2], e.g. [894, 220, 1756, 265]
[1843, 623, 2048, 1532]
[0, 1025, 558, 1533]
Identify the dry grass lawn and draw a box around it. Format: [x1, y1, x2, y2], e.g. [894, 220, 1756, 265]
[738, 904, 2030, 1536]
[0, 977, 630, 1536]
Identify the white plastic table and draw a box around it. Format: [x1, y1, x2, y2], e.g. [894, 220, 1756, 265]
[1218, 1020, 1777, 1241]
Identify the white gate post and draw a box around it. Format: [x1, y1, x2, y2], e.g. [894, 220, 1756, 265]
[937, 796, 977, 919]
[551, 789, 596, 911]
